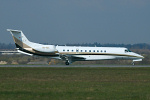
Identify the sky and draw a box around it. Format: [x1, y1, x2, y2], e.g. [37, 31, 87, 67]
[0, 0, 150, 45]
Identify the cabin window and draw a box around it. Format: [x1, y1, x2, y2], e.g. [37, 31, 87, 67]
[81, 50, 83, 52]
[76, 49, 79, 52]
[104, 50, 106, 52]
[63, 49, 65, 52]
[67, 50, 69, 52]
[85, 50, 87, 52]
[89, 50, 91, 52]
[72, 50, 74, 52]
[97, 50, 99, 52]
[93, 50, 95, 52]
[101, 50, 103, 52]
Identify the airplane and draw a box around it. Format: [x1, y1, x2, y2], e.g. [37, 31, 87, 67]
[7, 29, 144, 65]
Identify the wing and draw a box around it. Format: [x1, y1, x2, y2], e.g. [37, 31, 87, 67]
[60, 54, 86, 63]
[71, 55, 86, 61]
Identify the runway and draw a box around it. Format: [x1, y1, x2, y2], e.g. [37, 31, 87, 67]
[0, 64, 150, 67]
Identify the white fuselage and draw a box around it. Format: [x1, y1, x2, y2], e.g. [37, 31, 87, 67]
[56, 46, 143, 61]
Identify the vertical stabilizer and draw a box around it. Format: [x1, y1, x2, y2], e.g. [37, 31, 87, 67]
[7, 29, 31, 48]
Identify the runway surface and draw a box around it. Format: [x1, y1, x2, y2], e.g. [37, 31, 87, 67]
[0, 65, 150, 67]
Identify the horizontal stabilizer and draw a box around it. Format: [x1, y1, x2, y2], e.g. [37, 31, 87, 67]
[7, 29, 22, 33]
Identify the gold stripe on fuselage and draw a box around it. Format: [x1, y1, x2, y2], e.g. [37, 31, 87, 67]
[13, 36, 31, 48]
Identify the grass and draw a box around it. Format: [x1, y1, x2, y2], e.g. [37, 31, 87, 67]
[0, 67, 150, 100]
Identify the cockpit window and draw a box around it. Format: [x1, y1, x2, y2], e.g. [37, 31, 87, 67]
[128, 49, 131, 52]
[125, 49, 131, 53]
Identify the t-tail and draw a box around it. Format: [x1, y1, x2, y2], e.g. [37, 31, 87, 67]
[7, 29, 59, 57]
[7, 29, 31, 49]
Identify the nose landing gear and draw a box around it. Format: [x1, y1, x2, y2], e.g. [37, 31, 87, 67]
[132, 61, 135, 65]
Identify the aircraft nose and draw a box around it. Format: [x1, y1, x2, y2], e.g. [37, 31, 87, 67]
[132, 52, 144, 59]
[137, 54, 144, 59]
[140, 55, 144, 59]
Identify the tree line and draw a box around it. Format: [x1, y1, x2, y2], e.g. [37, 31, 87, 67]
[66, 43, 150, 49]
[0, 43, 15, 50]
[0, 42, 150, 50]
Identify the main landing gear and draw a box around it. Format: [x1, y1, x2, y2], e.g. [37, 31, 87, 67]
[65, 60, 70, 65]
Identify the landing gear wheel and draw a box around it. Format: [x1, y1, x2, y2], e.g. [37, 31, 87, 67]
[132, 61, 135, 66]
[65, 61, 69, 65]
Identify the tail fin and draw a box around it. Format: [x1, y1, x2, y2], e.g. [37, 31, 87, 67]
[7, 29, 31, 49]
[7, 29, 58, 57]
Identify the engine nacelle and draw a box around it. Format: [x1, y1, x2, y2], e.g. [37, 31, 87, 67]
[33, 45, 57, 53]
